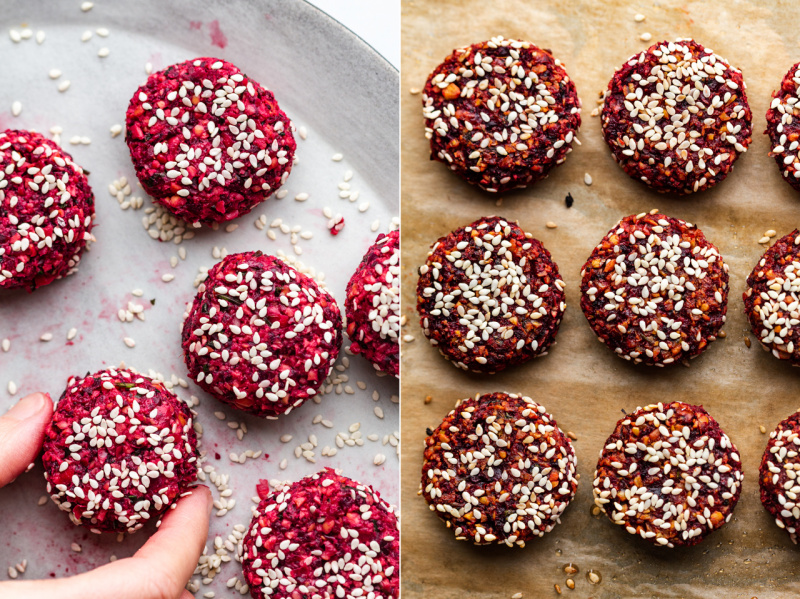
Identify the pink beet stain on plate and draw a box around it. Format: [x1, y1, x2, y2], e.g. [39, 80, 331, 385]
[189, 20, 202, 30]
[208, 20, 227, 48]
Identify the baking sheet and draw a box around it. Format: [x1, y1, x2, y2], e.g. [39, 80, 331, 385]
[400, 1, 800, 597]
[0, 0, 399, 595]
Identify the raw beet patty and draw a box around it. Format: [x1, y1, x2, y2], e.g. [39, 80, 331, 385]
[125, 57, 295, 225]
[580, 211, 728, 366]
[744, 230, 800, 365]
[417, 216, 566, 373]
[241, 468, 399, 599]
[593, 401, 742, 548]
[42, 368, 198, 534]
[182, 251, 342, 419]
[422, 36, 581, 193]
[760, 412, 800, 544]
[0, 129, 95, 291]
[345, 229, 400, 377]
[766, 62, 800, 192]
[601, 38, 751, 194]
[421, 392, 578, 546]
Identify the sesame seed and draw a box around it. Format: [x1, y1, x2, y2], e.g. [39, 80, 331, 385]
[80, 1, 94, 11]
[97, 47, 110, 58]
[11, 102, 21, 117]
[40, 332, 53, 342]
[48, 69, 62, 79]
[81, 30, 92, 42]
[584, 172, 593, 185]
[161, 273, 174, 282]
[634, 13, 646, 21]
[546, 221, 558, 229]
[332, 153, 343, 162]
[58, 80, 71, 92]
[67, 327, 77, 341]
[640, 32, 652, 41]
[96, 27, 110, 37]
[123, 337, 136, 348]
[71, 542, 82, 553]
[7, 381, 17, 395]
[110, 124, 122, 137]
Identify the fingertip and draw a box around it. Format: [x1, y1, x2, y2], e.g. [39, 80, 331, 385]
[3, 392, 52, 422]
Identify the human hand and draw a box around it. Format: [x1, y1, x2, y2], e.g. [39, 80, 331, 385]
[0, 392, 212, 599]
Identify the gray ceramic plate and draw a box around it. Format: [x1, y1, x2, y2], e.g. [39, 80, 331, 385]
[0, 0, 398, 593]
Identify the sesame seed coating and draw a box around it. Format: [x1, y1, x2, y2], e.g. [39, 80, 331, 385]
[241, 468, 399, 599]
[125, 57, 295, 225]
[417, 216, 566, 373]
[580, 212, 728, 366]
[766, 63, 800, 192]
[601, 39, 752, 194]
[759, 412, 800, 543]
[345, 230, 400, 377]
[42, 368, 198, 534]
[422, 36, 581, 193]
[744, 230, 800, 365]
[422, 392, 577, 547]
[181, 251, 342, 419]
[593, 401, 742, 548]
[0, 129, 94, 291]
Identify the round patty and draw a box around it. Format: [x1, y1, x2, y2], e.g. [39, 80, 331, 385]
[422, 36, 581, 193]
[766, 62, 800, 192]
[417, 216, 565, 373]
[345, 229, 400, 377]
[0, 129, 95, 291]
[125, 57, 295, 225]
[580, 211, 728, 366]
[182, 251, 342, 419]
[42, 368, 198, 534]
[744, 230, 800, 365]
[421, 392, 578, 547]
[241, 468, 399, 599]
[760, 412, 800, 544]
[593, 401, 742, 548]
[601, 38, 752, 194]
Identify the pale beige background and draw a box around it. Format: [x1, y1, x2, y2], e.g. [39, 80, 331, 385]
[401, 1, 800, 597]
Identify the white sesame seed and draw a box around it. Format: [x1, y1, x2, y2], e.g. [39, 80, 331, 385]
[58, 80, 71, 92]
[161, 273, 174, 282]
[123, 337, 136, 348]
[11, 102, 21, 117]
[36, 30, 45, 44]
[98, 47, 110, 58]
[332, 153, 343, 162]
[640, 32, 652, 41]
[67, 328, 77, 341]
[71, 542, 82, 553]
[96, 27, 110, 37]
[110, 124, 122, 137]
[48, 69, 62, 79]
[7, 381, 17, 395]
[584, 172, 593, 186]
[634, 13, 646, 21]
[81, 30, 92, 42]
[40, 333, 53, 342]
[1, 339, 9, 352]
[81, 1, 94, 10]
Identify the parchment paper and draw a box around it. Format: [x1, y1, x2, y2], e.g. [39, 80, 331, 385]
[401, 1, 800, 597]
[0, 1, 399, 595]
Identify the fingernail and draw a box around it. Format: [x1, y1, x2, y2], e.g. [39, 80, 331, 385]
[5, 392, 47, 421]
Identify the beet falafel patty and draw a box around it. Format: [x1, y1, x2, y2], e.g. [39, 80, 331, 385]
[760, 412, 800, 544]
[766, 63, 800, 192]
[601, 38, 751, 194]
[242, 468, 399, 599]
[0, 129, 94, 291]
[593, 401, 742, 548]
[417, 216, 565, 373]
[422, 392, 577, 546]
[182, 251, 342, 419]
[346, 229, 400, 377]
[42, 368, 198, 534]
[744, 230, 800, 365]
[422, 36, 581, 193]
[125, 57, 295, 224]
[580, 212, 728, 366]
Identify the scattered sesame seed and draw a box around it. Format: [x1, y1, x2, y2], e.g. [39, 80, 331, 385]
[9, 29, 20, 43]
[110, 124, 122, 137]
[584, 172, 593, 186]
[36, 30, 45, 44]
[161, 273, 174, 282]
[7, 567, 17, 580]
[640, 32, 652, 41]
[294, 192, 309, 202]
[409, 87, 421, 95]
[145, 61, 153, 74]
[512, 594, 523, 599]
[96, 27, 109, 37]
[634, 13, 646, 21]
[81, 30, 92, 42]
[1, 339, 9, 352]
[97, 47, 110, 58]
[332, 153, 343, 162]
[11, 102, 21, 117]
[80, 1, 94, 11]
[67, 327, 77, 341]
[7, 381, 17, 395]
[48, 68, 62, 79]
[760, 425, 767, 434]
[759, 236, 771, 244]
[766, 229, 777, 238]
[298, 126, 308, 140]
[71, 542, 82, 553]
[745, 336, 752, 348]
[123, 337, 136, 348]
[546, 221, 558, 229]
[58, 80, 71, 92]
[374, 406, 384, 419]
[373, 453, 386, 466]
[37, 495, 48, 506]
[40, 332, 53, 342]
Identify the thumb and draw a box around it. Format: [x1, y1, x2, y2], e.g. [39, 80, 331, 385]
[0, 392, 53, 487]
